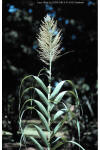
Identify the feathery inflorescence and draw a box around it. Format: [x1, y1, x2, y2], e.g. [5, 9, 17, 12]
[37, 14, 62, 65]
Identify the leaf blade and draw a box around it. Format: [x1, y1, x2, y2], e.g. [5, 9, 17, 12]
[68, 141, 85, 150]
[53, 109, 65, 121]
[77, 119, 80, 140]
[33, 125, 49, 147]
[35, 88, 48, 106]
[36, 110, 50, 132]
[34, 76, 48, 94]
[50, 81, 66, 99]
[51, 142, 64, 150]
[34, 100, 49, 118]
[54, 91, 67, 104]
[53, 113, 67, 135]
[28, 136, 44, 150]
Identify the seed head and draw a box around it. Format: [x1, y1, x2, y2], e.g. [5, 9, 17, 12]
[37, 14, 62, 65]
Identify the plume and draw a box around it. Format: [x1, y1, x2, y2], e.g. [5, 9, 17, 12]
[37, 14, 62, 65]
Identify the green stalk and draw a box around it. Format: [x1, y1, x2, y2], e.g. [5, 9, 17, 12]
[47, 57, 52, 150]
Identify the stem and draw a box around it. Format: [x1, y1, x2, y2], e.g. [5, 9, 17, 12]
[48, 58, 52, 150]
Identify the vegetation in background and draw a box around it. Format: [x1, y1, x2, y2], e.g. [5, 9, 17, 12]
[2, 1, 97, 150]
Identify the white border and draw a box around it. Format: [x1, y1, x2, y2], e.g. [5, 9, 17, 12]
[98, 0, 99, 149]
[0, 1, 98, 150]
[0, 0, 2, 149]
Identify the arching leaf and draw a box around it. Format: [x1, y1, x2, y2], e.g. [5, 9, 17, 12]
[34, 100, 49, 118]
[53, 109, 66, 121]
[51, 142, 64, 150]
[67, 141, 85, 150]
[54, 91, 67, 104]
[52, 137, 61, 144]
[35, 88, 48, 106]
[34, 76, 48, 94]
[50, 81, 66, 99]
[28, 136, 44, 150]
[19, 98, 34, 116]
[53, 113, 68, 135]
[36, 110, 50, 132]
[33, 125, 49, 147]
[77, 119, 80, 141]
[20, 87, 34, 100]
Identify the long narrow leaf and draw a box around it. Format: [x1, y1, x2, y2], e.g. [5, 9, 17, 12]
[19, 75, 33, 111]
[66, 80, 74, 87]
[38, 67, 49, 79]
[77, 119, 80, 140]
[34, 76, 48, 94]
[34, 100, 49, 118]
[54, 91, 67, 104]
[28, 136, 44, 150]
[36, 110, 50, 132]
[19, 75, 33, 95]
[52, 137, 61, 144]
[74, 88, 80, 105]
[66, 80, 80, 105]
[20, 87, 34, 100]
[49, 103, 55, 112]
[33, 125, 49, 147]
[19, 107, 35, 131]
[19, 98, 34, 116]
[35, 88, 48, 106]
[19, 132, 27, 150]
[53, 113, 67, 135]
[38, 67, 48, 76]
[50, 81, 66, 99]
[68, 141, 85, 150]
[51, 142, 64, 150]
[53, 109, 66, 121]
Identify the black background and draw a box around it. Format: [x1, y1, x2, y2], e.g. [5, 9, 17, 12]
[2, 0, 97, 150]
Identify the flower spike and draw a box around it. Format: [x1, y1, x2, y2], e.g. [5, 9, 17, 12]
[37, 14, 62, 65]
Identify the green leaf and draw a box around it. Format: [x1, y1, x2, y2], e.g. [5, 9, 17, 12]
[53, 109, 66, 121]
[52, 137, 61, 144]
[20, 75, 33, 93]
[50, 81, 66, 99]
[36, 110, 50, 132]
[66, 80, 74, 87]
[49, 103, 55, 112]
[77, 119, 80, 140]
[53, 113, 67, 135]
[19, 131, 27, 150]
[19, 75, 48, 110]
[52, 138, 85, 150]
[38, 67, 48, 76]
[74, 88, 80, 105]
[51, 141, 64, 150]
[54, 91, 67, 104]
[62, 102, 68, 110]
[19, 107, 35, 127]
[38, 67, 49, 79]
[68, 141, 85, 150]
[33, 125, 49, 147]
[35, 88, 48, 106]
[54, 90, 77, 105]
[28, 136, 44, 150]
[51, 137, 67, 150]
[34, 100, 49, 118]
[19, 98, 34, 116]
[19, 75, 34, 112]
[53, 121, 63, 135]
[34, 76, 48, 94]
[66, 80, 80, 105]
[68, 91, 77, 98]
[20, 87, 34, 100]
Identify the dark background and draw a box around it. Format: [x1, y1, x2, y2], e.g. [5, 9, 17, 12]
[2, 0, 97, 150]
